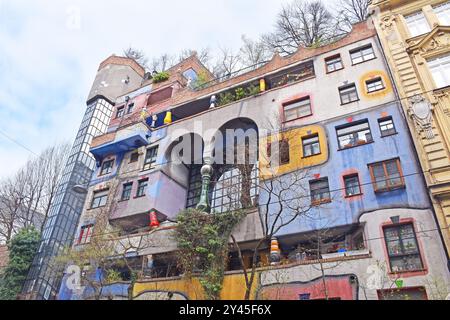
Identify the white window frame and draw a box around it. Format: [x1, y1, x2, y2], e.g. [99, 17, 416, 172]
[433, 1, 450, 25]
[404, 11, 430, 37]
[427, 54, 450, 88]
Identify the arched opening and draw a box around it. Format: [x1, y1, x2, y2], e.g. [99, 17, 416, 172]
[208, 118, 260, 213]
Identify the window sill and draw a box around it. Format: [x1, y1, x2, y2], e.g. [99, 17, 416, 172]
[326, 67, 344, 74]
[374, 185, 406, 193]
[380, 132, 398, 138]
[338, 140, 374, 151]
[340, 99, 360, 106]
[344, 193, 363, 198]
[311, 199, 331, 206]
[283, 113, 313, 123]
[351, 56, 377, 66]
[302, 153, 321, 159]
[388, 268, 427, 276]
[367, 87, 386, 94]
[134, 195, 146, 199]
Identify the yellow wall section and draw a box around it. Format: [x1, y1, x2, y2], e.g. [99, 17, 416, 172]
[133, 272, 260, 300]
[259, 125, 328, 179]
[359, 70, 392, 100]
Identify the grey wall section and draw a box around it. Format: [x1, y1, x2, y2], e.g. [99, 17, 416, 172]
[22, 61, 143, 300]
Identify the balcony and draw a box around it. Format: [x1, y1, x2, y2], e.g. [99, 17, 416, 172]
[90, 122, 150, 163]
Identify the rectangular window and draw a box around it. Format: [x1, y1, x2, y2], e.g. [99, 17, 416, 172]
[143, 146, 158, 170]
[383, 224, 423, 272]
[339, 84, 358, 104]
[116, 106, 124, 118]
[350, 45, 375, 64]
[366, 77, 385, 93]
[336, 120, 373, 149]
[344, 174, 361, 197]
[378, 116, 397, 136]
[369, 158, 405, 192]
[121, 183, 133, 201]
[405, 11, 430, 37]
[91, 190, 108, 209]
[126, 103, 135, 114]
[283, 97, 312, 121]
[325, 55, 343, 73]
[267, 139, 290, 165]
[129, 152, 139, 163]
[427, 54, 450, 88]
[77, 224, 94, 244]
[302, 134, 320, 157]
[310, 178, 331, 205]
[100, 159, 114, 175]
[136, 179, 148, 197]
[434, 1, 450, 25]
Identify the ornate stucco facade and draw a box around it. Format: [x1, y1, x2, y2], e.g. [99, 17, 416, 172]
[370, 0, 450, 263]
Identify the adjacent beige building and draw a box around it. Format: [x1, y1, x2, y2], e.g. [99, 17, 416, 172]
[370, 0, 450, 261]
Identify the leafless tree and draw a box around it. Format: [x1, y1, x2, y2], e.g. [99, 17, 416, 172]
[239, 35, 272, 69]
[211, 46, 242, 80]
[123, 47, 149, 70]
[178, 48, 212, 67]
[262, 0, 340, 55]
[333, 0, 370, 34]
[149, 53, 177, 73]
[0, 142, 70, 243]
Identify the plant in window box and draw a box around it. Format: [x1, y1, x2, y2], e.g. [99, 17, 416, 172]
[246, 84, 260, 96]
[234, 87, 246, 100]
[152, 71, 170, 83]
[218, 91, 235, 106]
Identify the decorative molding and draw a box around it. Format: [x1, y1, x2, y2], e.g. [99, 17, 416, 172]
[408, 94, 435, 139]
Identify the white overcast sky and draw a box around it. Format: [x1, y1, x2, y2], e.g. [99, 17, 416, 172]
[0, 0, 311, 179]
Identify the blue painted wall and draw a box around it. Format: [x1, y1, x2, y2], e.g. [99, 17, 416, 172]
[259, 102, 430, 236]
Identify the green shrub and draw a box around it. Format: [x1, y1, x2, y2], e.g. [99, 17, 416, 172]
[152, 71, 170, 83]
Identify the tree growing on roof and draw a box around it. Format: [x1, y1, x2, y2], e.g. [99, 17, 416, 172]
[261, 0, 340, 55]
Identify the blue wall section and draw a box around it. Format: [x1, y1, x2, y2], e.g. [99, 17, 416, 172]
[259, 102, 430, 236]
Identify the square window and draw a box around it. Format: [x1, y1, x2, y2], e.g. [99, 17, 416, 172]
[344, 174, 361, 197]
[129, 152, 139, 163]
[100, 159, 114, 175]
[339, 84, 358, 104]
[121, 183, 133, 201]
[143, 146, 158, 170]
[91, 189, 108, 209]
[350, 45, 375, 64]
[434, 1, 450, 25]
[302, 134, 320, 157]
[309, 178, 331, 205]
[325, 55, 343, 73]
[283, 97, 312, 121]
[366, 77, 385, 93]
[368, 158, 405, 192]
[336, 120, 373, 149]
[383, 223, 423, 272]
[405, 11, 430, 37]
[116, 106, 124, 118]
[136, 179, 148, 197]
[378, 116, 397, 136]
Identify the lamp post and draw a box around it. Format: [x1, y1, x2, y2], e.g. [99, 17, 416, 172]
[196, 163, 213, 213]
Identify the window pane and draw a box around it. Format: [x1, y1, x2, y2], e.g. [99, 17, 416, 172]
[344, 175, 361, 196]
[427, 54, 450, 88]
[405, 12, 430, 37]
[283, 98, 312, 120]
[386, 160, 402, 186]
[336, 120, 372, 149]
[434, 2, 450, 25]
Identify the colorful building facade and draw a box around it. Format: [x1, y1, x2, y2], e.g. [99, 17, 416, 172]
[370, 0, 450, 264]
[58, 21, 450, 300]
